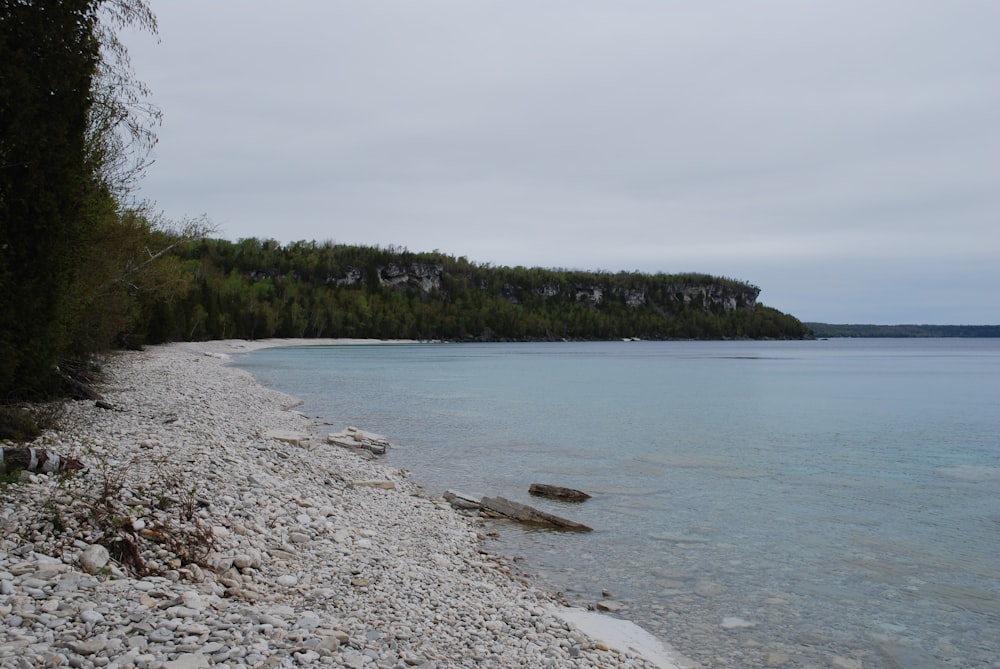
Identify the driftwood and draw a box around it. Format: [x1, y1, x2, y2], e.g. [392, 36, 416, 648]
[479, 496, 592, 532]
[528, 483, 591, 502]
[55, 368, 115, 410]
[56, 368, 103, 401]
[0, 448, 84, 475]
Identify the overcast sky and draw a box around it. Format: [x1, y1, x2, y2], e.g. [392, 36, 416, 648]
[122, 1, 999, 324]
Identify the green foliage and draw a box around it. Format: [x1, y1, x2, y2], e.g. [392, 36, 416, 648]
[135, 238, 813, 343]
[1, 0, 104, 397]
[1, 1, 183, 401]
[0, 470, 21, 489]
[0, 406, 41, 442]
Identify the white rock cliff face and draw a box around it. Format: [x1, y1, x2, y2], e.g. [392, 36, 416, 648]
[378, 263, 444, 293]
[0, 341, 671, 669]
[333, 264, 757, 316]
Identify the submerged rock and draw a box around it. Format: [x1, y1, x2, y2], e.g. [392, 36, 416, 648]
[528, 483, 592, 502]
[721, 616, 757, 630]
[480, 496, 593, 531]
[443, 490, 481, 510]
[596, 600, 626, 612]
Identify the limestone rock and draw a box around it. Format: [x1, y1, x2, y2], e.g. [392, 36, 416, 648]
[266, 430, 311, 447]
[79, 544, 110, 574]
[694, 580, 726, 597]
[443, 490, 481, 510]
[328, 427, 391, 456]
[479, 496, 592, 531]
[376, 262, 443, 294]
[765, 651, 791, 667]
[528, 483, 591, 502]
[71, 637, 107, 655]
[877, 642, 950, 669]
[596, 600, 625, 612]
[162, 653, 210, 669]
[350, 479, 396, 490]
[721, 616, 757, 630]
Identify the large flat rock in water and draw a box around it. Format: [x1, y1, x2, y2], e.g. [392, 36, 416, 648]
[549, 606, 696, 669]
[480, 496, 592, 531]
[529, 482, 591, 502]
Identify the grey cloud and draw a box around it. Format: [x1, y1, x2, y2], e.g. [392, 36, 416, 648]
[125, 0, 1000, 323]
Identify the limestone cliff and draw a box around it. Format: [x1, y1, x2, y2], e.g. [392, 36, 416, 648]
[169, 238, 811, 341]
[333, 264, 758, 316]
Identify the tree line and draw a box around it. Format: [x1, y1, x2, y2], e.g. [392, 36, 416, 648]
[133, 237, 813, 345]
[806, 323, 999, 338]
[1, 1, 209, 432]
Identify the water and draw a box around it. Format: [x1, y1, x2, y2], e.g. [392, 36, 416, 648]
[234, 339, 1000, 668]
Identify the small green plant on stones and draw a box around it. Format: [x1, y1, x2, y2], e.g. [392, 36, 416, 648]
[43, 498, 67, 534]
[0, 469, 21, 489]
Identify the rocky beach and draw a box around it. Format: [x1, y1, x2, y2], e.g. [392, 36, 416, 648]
[1, 340, 687, 669]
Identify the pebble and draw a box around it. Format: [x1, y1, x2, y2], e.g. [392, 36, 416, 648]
[79, 609, 105, 624]
[78, 544, 110, 575]
[72, 637, 108, 655]
[0, 341, 659, 669]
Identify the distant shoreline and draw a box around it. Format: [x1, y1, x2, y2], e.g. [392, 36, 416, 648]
[806, 323, 1000, 338]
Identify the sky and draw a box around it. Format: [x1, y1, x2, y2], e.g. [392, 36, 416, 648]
[121, 1, 1000, 325]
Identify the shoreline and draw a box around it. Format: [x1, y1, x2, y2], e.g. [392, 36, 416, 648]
[217, 339, 693, 669]
[1, 339, 689, 668]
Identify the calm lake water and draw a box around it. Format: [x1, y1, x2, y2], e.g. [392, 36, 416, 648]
[234, 339, 1000, 669]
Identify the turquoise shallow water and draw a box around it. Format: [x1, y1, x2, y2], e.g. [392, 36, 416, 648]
[235, 339, 1000, 669]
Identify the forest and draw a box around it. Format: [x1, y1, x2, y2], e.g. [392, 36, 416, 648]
[0, 2, 809, 439]
[135, 237, 814, 345]
[2, 1, 181, 424]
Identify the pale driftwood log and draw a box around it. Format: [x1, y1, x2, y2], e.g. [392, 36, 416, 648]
[479, 496, 592, 532]
[0, 448, 84, 474]
[528, 483, 591, 502]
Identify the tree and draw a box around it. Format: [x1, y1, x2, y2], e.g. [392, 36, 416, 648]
[1, 1, 103, 397]
[0, 0, 163, 400]
[86, 0, 160, 202]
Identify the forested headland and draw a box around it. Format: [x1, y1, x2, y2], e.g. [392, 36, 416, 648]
[1, 1, 810, 439]
[135, 238, 814, 345]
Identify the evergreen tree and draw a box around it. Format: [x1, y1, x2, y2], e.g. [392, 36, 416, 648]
[1, 1, 103, 397]
[1, 0, 169, 402]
